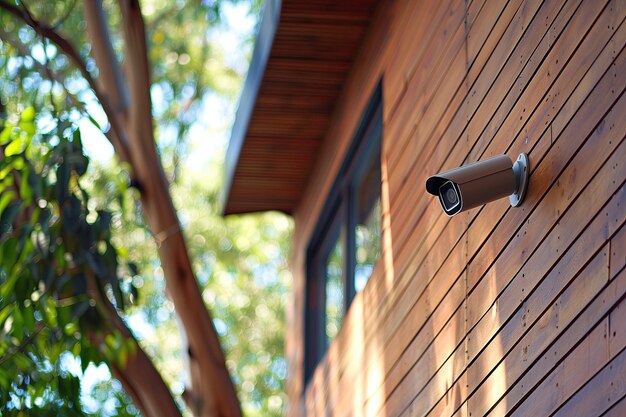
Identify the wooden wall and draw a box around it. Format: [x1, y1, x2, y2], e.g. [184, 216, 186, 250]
[285, 0, 626, 415]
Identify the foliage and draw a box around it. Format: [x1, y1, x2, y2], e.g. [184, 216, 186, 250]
[88, 145, 293, 417]
[0, 108, 139, 415]
[177, 159, 291, 416]
[1, 0, 294, 416]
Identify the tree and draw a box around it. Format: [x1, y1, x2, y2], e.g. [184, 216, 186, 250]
[0, 1, 271, 416]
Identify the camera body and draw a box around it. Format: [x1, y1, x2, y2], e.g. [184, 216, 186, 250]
[426, 153, 529, 216]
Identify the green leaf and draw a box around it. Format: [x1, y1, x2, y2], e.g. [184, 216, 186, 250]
[72, 341, 81, 357]
[18, 120, 35, 136]
[0, 190, 16, 217]
[23, 303, 35, 334]
[20, 106, 35, 123]
[20, 166, 33, 204]
[0, 200, 21, 235]
[4, 134, 30, 156]
[80, 346, 97, 373]
[0, 125, 14, 144]
[0, 236, 17, 270]
[0, 156, 23, 181]
[42, 297, 58, 328]
[12, 306, 24, 340]
[0, 305, 12, 328]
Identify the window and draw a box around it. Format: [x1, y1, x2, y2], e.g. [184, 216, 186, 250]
[304, 86, 382, 383]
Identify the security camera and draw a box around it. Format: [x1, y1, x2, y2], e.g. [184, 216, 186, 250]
[425, 153, 529, 216]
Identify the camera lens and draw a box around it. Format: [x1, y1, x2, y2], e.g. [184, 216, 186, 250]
[445, 188, 458, 204]
[439, 181, 461, 214]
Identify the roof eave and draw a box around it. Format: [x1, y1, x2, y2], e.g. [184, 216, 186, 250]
[221, 0, 282, 216]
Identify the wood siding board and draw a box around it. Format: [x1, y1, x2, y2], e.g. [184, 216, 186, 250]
[395, 140, 626, 417]
[487, 264, 626, 416]
[529, 297, 626, 417]
[468, 82, 626, 334]
[511, 318, 611, 417]
[468, 243, 611, 416]
[387, 0, 567, 266]
[467, 0, 616, 165]
[466, 33, 626, 304]
[603, 394, 626, 417]
[386, 0, 465, 126]
[466, 112, 626, 350]
[610, 224, 626, 280]
[326, 9, 624, 412]
[302, 2, 624, 412]
[269, 0, 626, 414]
[466, 3, 626, 264]
[553, 347, 626, 417]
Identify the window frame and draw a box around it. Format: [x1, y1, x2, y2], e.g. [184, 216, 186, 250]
[304, 84, 383, 384]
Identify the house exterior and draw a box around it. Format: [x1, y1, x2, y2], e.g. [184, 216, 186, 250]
[223, 0, 626, 416]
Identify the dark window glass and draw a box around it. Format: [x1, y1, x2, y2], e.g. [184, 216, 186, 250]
[354, 145, 381, 292]
[304, 84, 382, 384]
[325, 229, 344, 341]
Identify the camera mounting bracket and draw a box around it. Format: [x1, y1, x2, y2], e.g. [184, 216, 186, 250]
[509, 153, 530, 208]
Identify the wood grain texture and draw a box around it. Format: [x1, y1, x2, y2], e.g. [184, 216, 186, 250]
[250, 0, 626, 415]
[224, 0, 378, 215]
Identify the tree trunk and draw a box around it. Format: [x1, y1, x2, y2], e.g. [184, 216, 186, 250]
[0, 0, 243, 415]
[98, 1, 243, 416]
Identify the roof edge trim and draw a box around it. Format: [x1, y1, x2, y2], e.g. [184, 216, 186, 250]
[221, 0, 282, 215]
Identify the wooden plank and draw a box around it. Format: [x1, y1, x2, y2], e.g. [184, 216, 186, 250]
[372, 284, 467, 417]
[611, 224, 626, 280]
[467, 87, 626, 347]
[485, 261, 626, 416]
[406, 372, 468, 417]
[466, 128, 626, 369]
[551, 344, 626, 417]
[510, 318, 610, 417]
[467, 0, 622, 164]
[388, 0, 575, 272]
[609, 285, 626, 358]
[372, 0, 550, 331]
[384, 0, 454, 117]
[603, 394, 626, 417]
[366, 46, 624, 417]
[376, 108, 626, 416]
[465, 2, 626, 264]
[468, 243, 610, 416]
[302, 10, 468, 410]
[290, 0, 626, 414]
[314, 13, 624, 412]
[408, 156, 626, 417]
[385, 9, 467, 178]
[389, 0, 519, 205]
[368, 13, 620, 416]
[467, 39, 626, 322]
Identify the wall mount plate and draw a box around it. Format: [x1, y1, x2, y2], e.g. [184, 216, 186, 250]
[510, 153, 530, 207]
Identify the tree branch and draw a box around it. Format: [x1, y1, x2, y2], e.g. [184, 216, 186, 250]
[104, 301, 183, 417]
[117, 1, 242, 415]
[0, 27, 83, 110]
[84, 270, 183, 417]
[82, 0, 129, 117]
[0, 0, 132, 164]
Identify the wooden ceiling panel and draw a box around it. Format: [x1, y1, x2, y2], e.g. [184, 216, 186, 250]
[223, 0, 377, 215]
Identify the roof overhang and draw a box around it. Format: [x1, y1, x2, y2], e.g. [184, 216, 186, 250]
[222, 0, 377, 215]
